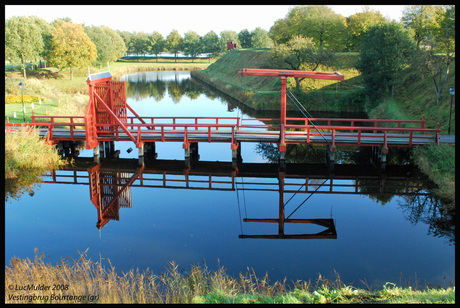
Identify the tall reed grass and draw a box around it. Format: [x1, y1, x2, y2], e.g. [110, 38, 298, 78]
[5, 127, 68, 201]
[4, 249, 455, 304]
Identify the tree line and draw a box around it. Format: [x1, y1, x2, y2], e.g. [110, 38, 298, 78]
[119, 27, 274, 61]
[269, 5, 454, 105]
[4, 15, 273, 80]
[5, 4, 455, 104]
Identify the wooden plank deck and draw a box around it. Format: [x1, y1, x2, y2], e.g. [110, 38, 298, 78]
[37, 129, 455, 146]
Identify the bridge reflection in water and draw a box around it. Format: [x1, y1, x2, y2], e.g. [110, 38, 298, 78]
[44, 158, 429, 239]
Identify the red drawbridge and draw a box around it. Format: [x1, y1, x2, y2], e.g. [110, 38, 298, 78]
[5, 69, 451, 167]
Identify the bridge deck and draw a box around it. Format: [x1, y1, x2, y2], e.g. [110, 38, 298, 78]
[38, 128, 453, 146]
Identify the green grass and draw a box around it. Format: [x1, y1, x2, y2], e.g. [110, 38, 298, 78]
[4, 77, 88, 123]
[5, 250, 455, 304]
[192, 49, 365, 112]
[397, 60, 456, 134]
[412, 144, 455, 206]
[366, 60, 455, 206]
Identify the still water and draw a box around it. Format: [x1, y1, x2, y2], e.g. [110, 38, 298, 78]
[5, 71, 454, 288]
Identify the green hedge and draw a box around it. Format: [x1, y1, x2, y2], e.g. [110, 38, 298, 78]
[5, 95, 44, 104]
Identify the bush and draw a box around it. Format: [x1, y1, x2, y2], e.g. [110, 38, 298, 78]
[5, 95, 44, 104]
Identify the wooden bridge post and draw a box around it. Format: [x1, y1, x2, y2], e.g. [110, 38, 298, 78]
[138, 143, 144, 166]
[326, 144, 335, 172]
[371, 146, 387, 172]
[144, 142, 157, 161]
[326, 144, 335, 163]
[278, 171, 286, 236]
[184, 142, 199, 168]
[105, 142, 110, 158]
[63, 141, 70, 157]
[190, 142, 199, 161]
[93, 145, 100, 163]
[232, 141, 242, 170]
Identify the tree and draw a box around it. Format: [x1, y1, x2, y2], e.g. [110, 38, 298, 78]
[29, 16, 53, 69]
[101, 26, 127, 63]
[238, 29, 252, 48]
[50, 17, 72, 29]
[201, 31, 221, 59]
[346, 6, 386, 51]
[269, 17, 291, 45]
[412, 5, 455, 105]
[48, 22, 97, 80]
[251, 27, 274, 48]
[182, 30, 202, 62]
[219, 30, 240, 52]
[149, 31, 166, 62]
[85, 25, 112, 67]
[118, 30, 135, 55]
[357, 22, 416, 102]
[402, 5, 440, 49]
[269, 5, 347, 51]
[85, 25, 127, 68]
[5, 16, 44, 79]
[166, 30, 183, 62]
[271, 35, 334, 90]
[298, 6, 347, 51]
[131, 31, 151, 58]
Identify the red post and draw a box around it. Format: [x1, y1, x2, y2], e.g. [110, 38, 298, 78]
[281, 77, 287, 128]
[279, 77, 287, 153]
[278, 171, 285, 236]
[6, 117, 10, 134]
[436, 123, 440, 145]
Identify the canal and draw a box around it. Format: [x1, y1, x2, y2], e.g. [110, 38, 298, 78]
[5, 71, 455, 289]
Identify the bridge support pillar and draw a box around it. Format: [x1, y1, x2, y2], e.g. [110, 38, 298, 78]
[97, 141, 119, 159]
[185, 142, 199, 168]
[232, 142, 242, 170]
[138, 143, 144, 166]
[279, 151, 286, 172]
[99, 142, 105, 158]
[105, 141, 110, 158]
[190, 142, 199, 161]
[63, 141, 70, 157]
[326, 144, 335, 163]
[144, 142, 157, 161]
[93, 144, 100, 163]
[371, 146, 387, 172]
[60, 141, 80, 158]
[326, 144, 335, 172]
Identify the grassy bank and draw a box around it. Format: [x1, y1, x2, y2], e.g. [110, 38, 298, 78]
[191, 48, 365, 112]
[5, 251, 455, 304]
[368, 60, 456, 206]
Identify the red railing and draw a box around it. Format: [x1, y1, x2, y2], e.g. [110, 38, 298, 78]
[5, 114, 441, 147]
[239, 116, 427, 131]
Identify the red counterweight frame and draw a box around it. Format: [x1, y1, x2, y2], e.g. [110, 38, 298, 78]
[238, 68, 344, 152]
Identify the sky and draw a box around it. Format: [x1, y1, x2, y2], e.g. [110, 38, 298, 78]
[5, 5, 406, 37]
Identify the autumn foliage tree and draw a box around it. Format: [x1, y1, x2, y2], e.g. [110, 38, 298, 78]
[49, 22, 97, 80]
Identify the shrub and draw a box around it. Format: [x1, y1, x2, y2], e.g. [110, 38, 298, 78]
[5, 95, 44, 104]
